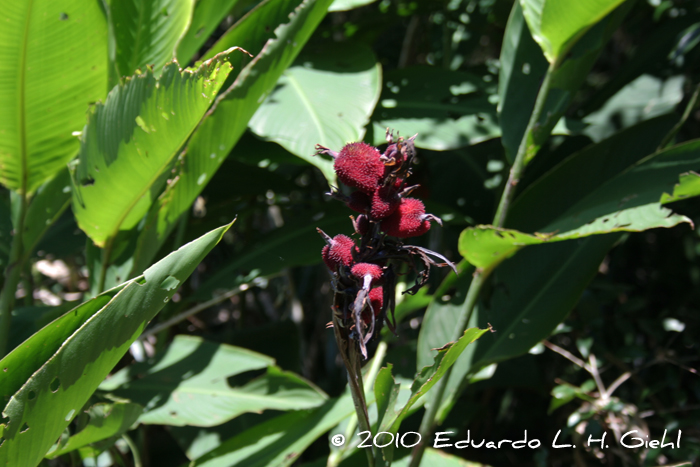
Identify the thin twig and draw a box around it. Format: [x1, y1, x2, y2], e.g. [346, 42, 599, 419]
[605, 371, 631, 398]
[542, 340, 588, 370]
[588, 354, 608, 399]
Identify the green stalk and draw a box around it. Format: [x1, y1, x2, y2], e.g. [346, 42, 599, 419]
[328, 341, 388, 467]
[0, 192, 28, 357]
[408, 59, 560, 467]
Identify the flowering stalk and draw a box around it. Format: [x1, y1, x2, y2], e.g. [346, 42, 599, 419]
[317, 130, 455, 465]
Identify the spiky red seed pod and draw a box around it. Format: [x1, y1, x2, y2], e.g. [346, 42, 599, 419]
[322, 234, 357, 270]
[362, 287, 384, 324]
[351, 262, 383, 286]
[334, 142, 384, 194]
[370, 185, 400, 219]
[347, 191, 371, 213]
[381, 197, 431, 238]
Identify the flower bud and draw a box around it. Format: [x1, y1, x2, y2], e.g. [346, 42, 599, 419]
[321, 234, 357, 270]
[334, 142, 384, 194]
[380, 197, 432, 238]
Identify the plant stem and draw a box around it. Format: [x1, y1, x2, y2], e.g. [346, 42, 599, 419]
[409, 59, 560, 467]
[0, 192, 28, 357]
[328, 341, 388, 467]
[122, 433, 143, 467]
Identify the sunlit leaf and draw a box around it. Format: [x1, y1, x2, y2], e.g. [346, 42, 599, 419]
[72, 50, 236, 247]
[111, 0, 195, 78]
[0, 0, 108, 193]
[249, 41, 381, 183]
[100, 335, 327, 426]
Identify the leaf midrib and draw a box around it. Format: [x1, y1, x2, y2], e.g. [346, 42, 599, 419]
[120, 382, 321, 402]
[19, 0, 35, 195]
[286, 72, 325, 144]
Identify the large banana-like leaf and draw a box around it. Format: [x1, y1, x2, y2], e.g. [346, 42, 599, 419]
[100, 335, 327, 427]
[72, 49, 238, 248]
[520, 0, 626, 63]
[0, 222, 231, 467]
[130, 0, 334, 275]
[0, 0, 108, 194]
[111, 0, 195, 79]
[176, 0, 249, 65]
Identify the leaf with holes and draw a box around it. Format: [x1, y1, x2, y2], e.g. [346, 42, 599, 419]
[71, 49, 237, 248]
[0, 0, 108, 194]
[176, 0, 250, 65]
[129, 0, 334, 276]
[99, 335, 327, 426]
[111, 0, 195, 78]
[0, 221, 231, 467]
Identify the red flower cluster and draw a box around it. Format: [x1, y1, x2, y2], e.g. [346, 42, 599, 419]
[316, 131, 454, 358]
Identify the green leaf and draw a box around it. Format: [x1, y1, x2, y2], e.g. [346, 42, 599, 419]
[378, 328, 487, 435]
[130, 0, 333, 274]
[329, 0, 377, 11]
[189, 395, 355, 467]
[548, 380, 596, 413]
[0, 222, 231, 466]
[0, 0, 108, 194]
[460, 119, 700, 270]
[100, 335, 327, 426]
[458, 226, 548, 270]
[416, 119, 680, 419]
[370, 67, 500, 151]
[176, 0, 252, 65]
[583, 74, 685, 143]
[497, 1, 548, 163]
[111, 0, 195, 78]
[249, 42, 381, 183]
[577, 12, 700, 117]
[500, 1, 631, 165]
[475, 237, 619, 367]
[519, 0, 626, 63]
[46, 402, 143, 458]
[419, 236, 620, 422]
[71, 50, 236, 248]
[201, 0, 305, 62]
[191, 205, 348, 300]
[509, 114, 678, 232]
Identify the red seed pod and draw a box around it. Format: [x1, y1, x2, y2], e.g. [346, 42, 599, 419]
[353, 214, 370, 235]
[368, 287, 384, 316]
[362, 287, 384, 324]
[370, 185, 400, 220]
[351, 262, 383, 286]
[380, 197, 431, 238]
[334, 142, 384, 194]
[322, 234, 357, 270]
[347, 191, 371, 213]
